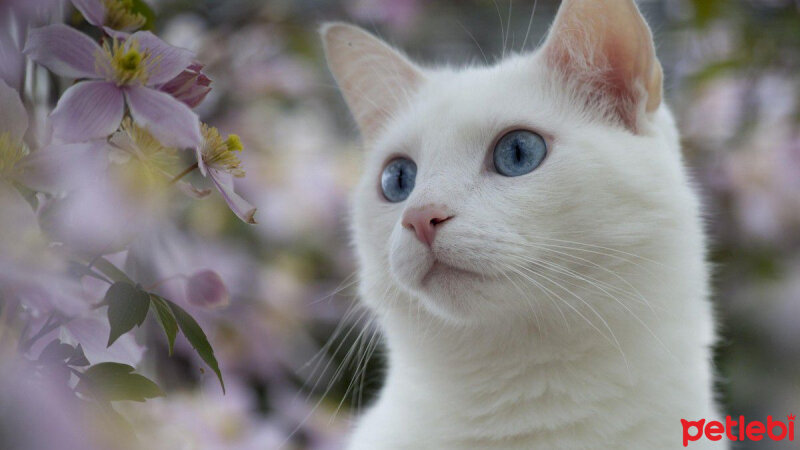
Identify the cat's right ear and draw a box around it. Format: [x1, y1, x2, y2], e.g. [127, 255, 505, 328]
[321, 23, 424, 143]
[541, 0, 663, 134]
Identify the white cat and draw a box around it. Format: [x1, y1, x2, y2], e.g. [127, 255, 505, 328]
[322, 0, 724, 448]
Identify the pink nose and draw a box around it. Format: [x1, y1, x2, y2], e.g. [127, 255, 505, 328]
[402, 205, 454, 247]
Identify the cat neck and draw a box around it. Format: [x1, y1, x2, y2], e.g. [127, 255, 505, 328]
[381, 302, 650, 396]
[362, 287, 715, 447]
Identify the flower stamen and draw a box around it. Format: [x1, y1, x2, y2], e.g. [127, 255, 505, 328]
[103, 0, 146, 31]
[98, 39, 158, 86]
[0, 132, 28, 179]
[200, 125, 245, 177]
[111, 118, 180, 174]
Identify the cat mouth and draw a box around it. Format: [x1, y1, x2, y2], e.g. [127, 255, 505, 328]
[420, 260, 480, 286]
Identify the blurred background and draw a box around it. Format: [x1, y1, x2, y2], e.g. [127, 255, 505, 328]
[0, 0, 798, 448]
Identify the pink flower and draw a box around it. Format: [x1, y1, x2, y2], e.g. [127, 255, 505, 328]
[36, 177, 144, 255]
[0, 26, 23, 91]
[0, 259, 89, 320]
[64, 315, 146, 366]
[196, 124, 257, 224]
[23, 24, 202, 148]
[0, 359, 101, 450]
[14, 140, 109, 194]
[0, 80, 28, 177]
[0, 73, 110, 195]
[157, 63, 212, 108]
[70, 0, 147, 33]
[186, 270, 231, 309]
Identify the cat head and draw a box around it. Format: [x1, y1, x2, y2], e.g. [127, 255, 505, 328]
[323, 0, 694, 325]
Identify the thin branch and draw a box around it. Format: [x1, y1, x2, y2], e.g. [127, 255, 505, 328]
[170, 163, 199, 185]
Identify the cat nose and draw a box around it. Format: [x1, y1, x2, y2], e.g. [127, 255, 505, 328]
[402, 205, 454, 247]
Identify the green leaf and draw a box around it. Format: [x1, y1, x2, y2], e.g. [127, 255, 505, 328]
[77, 362, 164, 402]
[93, 257, 134, 284]
[105, 282, 150, 347]
[149, 295, 178, 356]
[130, 0, 156, 30]
[39, 339, 75, 363]
[164, 299, 225, 393]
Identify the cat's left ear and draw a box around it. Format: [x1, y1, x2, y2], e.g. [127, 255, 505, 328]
[542, 0, 663, 134]
[321, 23, 425, 143]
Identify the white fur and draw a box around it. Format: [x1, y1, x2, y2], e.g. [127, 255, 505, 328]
[322, 2, 724, 448]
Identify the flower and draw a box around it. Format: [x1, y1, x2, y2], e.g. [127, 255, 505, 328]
[186, 270, 231, 309]
[196, 124, 257, 224]
[0, 81, 49, 258]
[110, 117, 180, 175]
[0, 358, 102, 450]
[0, 80, 48, 259]
[0, 79, 29, 181]
[0, 78, 109, 195]
[157, 63, 212, 108]
[34, 129, 178, 256]
[120, 381, 288, 450]
[0, 83, 144, 255]
[37, 183, 143, 255]
[0, 255, 144, 368]
[15, 140, 110, 194]
[0, 260, 90, 321]
[110, 117, 211, 198]
[0, 27, 24, 91]
[63, 315, 146, 366]
[71, 0, 147, 33]
[24, 24, 201, 148]
[124, 225, 255, 312]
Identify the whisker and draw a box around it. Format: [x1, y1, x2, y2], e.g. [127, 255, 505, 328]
[520, 233, 670, 269]
[499, 264, 543, 332]
[499, 261, 570, 332]
[303, 307, 370, 403]
[511, 249, 658, 313]
[521, 0, 539, 53]
[508, 261, 632, 381]
[505, 0, 513, 58]
[518, 242, 659, 314]
[508, 254, 677, 362]
[309, 271, 359, 306]
[455, 19, 489, 65]
[491, 0, 506, 60]
[280, 305, 372, 449]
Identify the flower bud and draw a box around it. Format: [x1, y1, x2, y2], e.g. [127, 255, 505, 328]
[185, 269, 230, 309]
[158, 63, 212, 108]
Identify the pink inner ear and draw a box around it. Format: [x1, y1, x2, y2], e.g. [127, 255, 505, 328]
[545, 43, 640, 132]
[322, 23, 424, 143]
[543, 0, 662, 134]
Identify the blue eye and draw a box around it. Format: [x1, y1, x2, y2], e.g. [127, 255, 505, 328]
[381, 157, 417, 202]
[493, 130, 547, 177]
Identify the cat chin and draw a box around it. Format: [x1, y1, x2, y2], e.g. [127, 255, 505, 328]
[420, 260, 480, 287]
[405, 282, 523, 325]
[388, 261, 519, 323]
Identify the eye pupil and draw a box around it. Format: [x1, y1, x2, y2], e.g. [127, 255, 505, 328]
[493, 130, 547, 177]
[381, 157, 417, 202]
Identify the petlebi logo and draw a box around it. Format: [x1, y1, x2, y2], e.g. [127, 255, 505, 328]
[682, 414, 795, 447]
